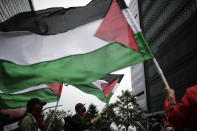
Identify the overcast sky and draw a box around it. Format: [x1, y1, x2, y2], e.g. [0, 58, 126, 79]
[32, 0, 132, 114]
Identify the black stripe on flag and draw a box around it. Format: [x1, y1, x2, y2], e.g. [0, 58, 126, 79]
[0, 0, 112, 35]
[116, 0, 128, 9]
[102, 74, 124, 83]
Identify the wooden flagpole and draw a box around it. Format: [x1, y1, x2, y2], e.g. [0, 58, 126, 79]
[152, 58, 170, 88]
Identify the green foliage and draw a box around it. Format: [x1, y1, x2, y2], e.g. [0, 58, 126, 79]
[43, 109, 73, 131]
[84, 103, 99, 130]
[97, 103, 118, 129]
[85, 103, 99, 120]
[97, 90, 143, 129]
[114, 90, 143, 126]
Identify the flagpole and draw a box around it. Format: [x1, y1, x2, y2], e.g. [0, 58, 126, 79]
[98, 103, 109, 118]
[124, 5, 170, 89]
[46, 97, 60, 131]
[28, 0, 35, 11]
[46, 83, 63, 131]
[152, 58, 170, 88]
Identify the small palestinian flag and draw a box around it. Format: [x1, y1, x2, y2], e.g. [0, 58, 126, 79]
[0, 83, 63, 110]
[0, 83, 63, 130]
[73, 74, 124, 103]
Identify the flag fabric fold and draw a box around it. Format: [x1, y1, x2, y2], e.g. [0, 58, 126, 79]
[0, 0, 153, 93]
[73, 74, 124, 103]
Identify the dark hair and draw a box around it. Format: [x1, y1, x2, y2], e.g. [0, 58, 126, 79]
[75, 103, 86, 113]
[26, 98, 46, 112]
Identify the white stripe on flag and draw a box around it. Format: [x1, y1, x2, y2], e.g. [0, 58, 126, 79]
[4, 122, 19, 131]
[122, 9, 141, 33]
[10, 84, 48, 94]
[0, 84, 48, 94]
[92, 80, 108, 91]
[0, 19, 109, 65]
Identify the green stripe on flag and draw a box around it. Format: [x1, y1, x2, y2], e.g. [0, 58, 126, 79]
[73, 83, 107, 103]
[0, 88, 58, 109]
[0, 41, 153, 93]
[134, 32, 154, 58]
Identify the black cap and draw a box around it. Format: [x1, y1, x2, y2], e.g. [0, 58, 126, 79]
[27, 98, 47, 108]
[75, 103, 86, 113]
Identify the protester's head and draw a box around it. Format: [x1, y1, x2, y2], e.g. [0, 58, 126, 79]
[130, 121, 135, 126]
[26, 98, 46, 113]
[112, 120, 118, 125]
[119, 121, 123, 125]
[75, 103, 86, 116]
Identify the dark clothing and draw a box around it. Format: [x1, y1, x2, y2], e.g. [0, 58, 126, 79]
[0, 113, 14, 131]
[0, 122, 3, 131]
[70, 113, 92, 131]
[19, 113, 39, 131]
[164, 85, 197, 130]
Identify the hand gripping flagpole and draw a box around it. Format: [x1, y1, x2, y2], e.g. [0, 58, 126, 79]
[46, 97, 60, 131]
[46, 83, 63, 131]
[124, 5, 170, 89]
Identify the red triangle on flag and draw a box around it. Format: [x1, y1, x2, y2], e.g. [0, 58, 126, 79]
[95, 0, 139, 50]
[47, 83, 63, 96]
[101, 78, 120, 99]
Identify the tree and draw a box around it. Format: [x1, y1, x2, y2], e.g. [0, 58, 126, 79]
[44, 109, 73, 131]
[85, 103, 99, 121]
[100, 103, 118, 122]
[95, 103, 120, 130]
[84, 103, 99, 131]
[114, 90, 143, 126]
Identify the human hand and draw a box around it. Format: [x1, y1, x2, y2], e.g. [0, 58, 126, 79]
[164, 88, 175, 97]
[50, 116, 55, 122]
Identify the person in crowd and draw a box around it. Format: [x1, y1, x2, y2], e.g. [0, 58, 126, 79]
[69, 103, 99, 131]
[64, 116, 72, 131]
[19, 98, 46, 131]
[163, 118, 175, 131]
[0, 119, 3, 131]
[164, 85, 197, 130]
[0, 113, 9, 131]
[110, 120, 118, 131]
[127, 122, 137, 131]
[118, 121, 126, 131]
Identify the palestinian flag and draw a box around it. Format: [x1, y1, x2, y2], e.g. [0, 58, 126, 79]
[0, 0, 153, 93]
[0, 83, 63, 130]
[73, 74, 124, 103]
[0, 83, 63, 109]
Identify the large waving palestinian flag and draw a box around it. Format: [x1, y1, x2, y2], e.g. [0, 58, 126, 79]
[0, 0, 153, 93]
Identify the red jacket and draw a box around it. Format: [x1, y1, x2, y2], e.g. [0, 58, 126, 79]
[164, 85, 197, 129]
